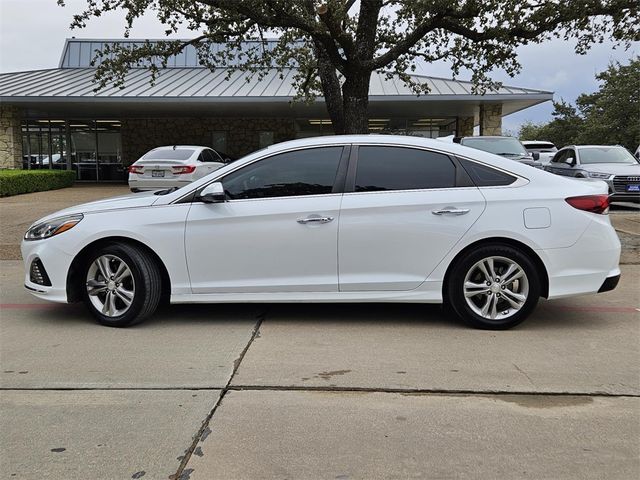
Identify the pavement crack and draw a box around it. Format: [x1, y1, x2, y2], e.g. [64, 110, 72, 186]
[512, 363, 536, 388]
[226, 384, 640, 398]
[171, 308, 266, 480]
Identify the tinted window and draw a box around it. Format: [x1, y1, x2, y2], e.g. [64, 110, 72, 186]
[200, 149, 217, 162]
[355, 146, 456, 192]
[142, 148, 194, 160]
[524, 142, 556, 151]
[552, 150, 569, 164]
[459, 159, 516, 186]
[222, 147, 343, 200]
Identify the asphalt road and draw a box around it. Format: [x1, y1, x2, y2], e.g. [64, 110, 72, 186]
[1, 260, 638, 479]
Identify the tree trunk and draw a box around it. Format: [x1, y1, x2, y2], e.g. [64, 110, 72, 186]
[314, 42, 346, 135]
[341, 72, 371, 134]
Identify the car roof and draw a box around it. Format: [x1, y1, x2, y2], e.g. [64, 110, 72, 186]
[460, 136, 513, 139]
[149, 145, 209, 151]
[564, 145, 624, 149]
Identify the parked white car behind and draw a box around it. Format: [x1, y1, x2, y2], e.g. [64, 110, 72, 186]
[128, 145, 227, 192]
[521, 140, 558, 165]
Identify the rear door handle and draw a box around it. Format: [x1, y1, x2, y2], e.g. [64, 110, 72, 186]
[432, 208, 470, 216]
[297, 215, 334, 224]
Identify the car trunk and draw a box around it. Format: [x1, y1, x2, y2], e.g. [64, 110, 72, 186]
[134, 159, 189, 179]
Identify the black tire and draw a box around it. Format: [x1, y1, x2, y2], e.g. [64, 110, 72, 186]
[81, 243, 162, 327]
[446, 244, 541, 330]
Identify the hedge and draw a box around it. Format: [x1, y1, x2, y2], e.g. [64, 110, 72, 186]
[0, 170, 76, 197]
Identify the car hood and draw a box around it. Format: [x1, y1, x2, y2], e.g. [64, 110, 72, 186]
[581, 163, 640, 175]
[32, 191, 160, 225]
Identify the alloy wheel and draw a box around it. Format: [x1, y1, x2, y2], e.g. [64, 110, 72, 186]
[463, 256, 529, 321]
[86, 254, 135, 317]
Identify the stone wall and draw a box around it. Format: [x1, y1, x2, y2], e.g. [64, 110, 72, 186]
[0, 106, 22, 169]
[479, 103, 502, 136]
[457, 116, 474, 137]
[121, 117, 297, 165]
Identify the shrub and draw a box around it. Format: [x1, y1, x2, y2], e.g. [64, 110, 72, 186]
[0, 170, 76, 197]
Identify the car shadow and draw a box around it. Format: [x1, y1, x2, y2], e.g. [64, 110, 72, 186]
[25, 298, 615, 332]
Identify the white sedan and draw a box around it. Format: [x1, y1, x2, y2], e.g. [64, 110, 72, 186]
[22, 135, 620, 330]
[128, 145, 227, 192]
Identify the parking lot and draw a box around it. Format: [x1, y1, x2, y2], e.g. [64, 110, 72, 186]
[1, 186, 639, 479]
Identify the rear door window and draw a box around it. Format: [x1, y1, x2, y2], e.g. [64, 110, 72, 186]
[354, 146, 456, 192]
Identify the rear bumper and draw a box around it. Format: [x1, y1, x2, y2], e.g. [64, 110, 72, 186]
[541, 216, 621, 299]
[129, 179, 192, 190]
[598, 274, 620, 293]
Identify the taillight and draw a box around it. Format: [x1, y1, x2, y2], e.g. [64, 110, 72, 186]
[128, 165, 144, 174]
[172, 165, 196, 175]
[565, 194, 610, 214]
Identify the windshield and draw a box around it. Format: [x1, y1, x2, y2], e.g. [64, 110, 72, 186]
[579, 147, 638, 165]
[142, 149, 195, 160]
[462, 137, 527, 156]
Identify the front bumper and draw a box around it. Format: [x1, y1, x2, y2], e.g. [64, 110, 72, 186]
[21, 238, 75, 303]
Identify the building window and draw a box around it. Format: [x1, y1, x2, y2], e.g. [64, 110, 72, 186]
[258, 131, 275, 149]
[211, 131, 228, 154]
[22, 119, 123, 181]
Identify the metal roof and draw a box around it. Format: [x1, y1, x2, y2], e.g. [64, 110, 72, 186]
[0, 67, 551, 100]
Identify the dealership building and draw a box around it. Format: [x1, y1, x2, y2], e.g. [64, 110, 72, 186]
[0, 39, 553, 182]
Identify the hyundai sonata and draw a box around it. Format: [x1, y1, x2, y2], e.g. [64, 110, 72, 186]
[22, 136, 621, 329]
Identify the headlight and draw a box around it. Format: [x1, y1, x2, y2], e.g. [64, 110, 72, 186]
[24, 214, 83, 241]
[587, 172, 612, 179]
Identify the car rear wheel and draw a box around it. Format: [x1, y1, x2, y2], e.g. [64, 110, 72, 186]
[82, 243, 162, 327]
[446, 244, 540, 329]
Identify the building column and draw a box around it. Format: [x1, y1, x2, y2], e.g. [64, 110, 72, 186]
[0, 105, 23, 169]
[479, 103, 502, 136]
[457, 116, 474, 137]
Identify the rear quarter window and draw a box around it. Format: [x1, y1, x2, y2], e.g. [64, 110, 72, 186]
[459, 159, 517, 186]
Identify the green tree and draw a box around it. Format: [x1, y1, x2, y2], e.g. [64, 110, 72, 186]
[576, 58, 640, 149]
[518, 59, 639, 149]
[60, 0, 639, 134]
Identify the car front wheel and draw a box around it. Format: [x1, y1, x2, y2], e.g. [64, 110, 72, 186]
[82, 243, 162, 327]
[446, 245, 541, 329]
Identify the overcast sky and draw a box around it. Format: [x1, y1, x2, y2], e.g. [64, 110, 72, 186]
[1, 0, 637, 133]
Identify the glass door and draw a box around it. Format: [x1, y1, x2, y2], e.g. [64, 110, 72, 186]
[70, 120, 97, 181]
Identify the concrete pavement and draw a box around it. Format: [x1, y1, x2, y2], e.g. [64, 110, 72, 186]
[1, 390, 220, 480]
[1, 186, 639, 478]
[188, 390, 639, 480]
[1, 259, 638, 479]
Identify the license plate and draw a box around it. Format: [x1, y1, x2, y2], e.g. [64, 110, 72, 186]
[152, 170, 165, 178]
[626, 184, 640, 192]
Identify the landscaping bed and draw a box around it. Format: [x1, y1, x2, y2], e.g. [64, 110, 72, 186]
[0, 169, 76, 197]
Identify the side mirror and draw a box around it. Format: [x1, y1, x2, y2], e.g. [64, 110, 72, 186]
[198, 182, 226, 203]
[532, 152, 540, 160]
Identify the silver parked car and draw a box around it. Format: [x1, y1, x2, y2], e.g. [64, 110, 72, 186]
[544, 145, 640, 202]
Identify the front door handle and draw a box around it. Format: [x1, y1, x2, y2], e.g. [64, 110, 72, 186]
[432, 207, 470, 216]
[297, 215, 334, 224]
